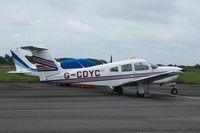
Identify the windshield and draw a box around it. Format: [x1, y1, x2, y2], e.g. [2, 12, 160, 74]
[149, 62, 158, 69]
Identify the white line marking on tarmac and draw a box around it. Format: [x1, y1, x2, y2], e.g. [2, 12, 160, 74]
[152, 91, 200, 100]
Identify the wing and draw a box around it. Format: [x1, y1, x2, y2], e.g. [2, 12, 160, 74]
[118, 71, 179, 86]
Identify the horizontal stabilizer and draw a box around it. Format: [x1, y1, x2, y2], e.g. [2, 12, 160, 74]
[21, 46, 48, 51]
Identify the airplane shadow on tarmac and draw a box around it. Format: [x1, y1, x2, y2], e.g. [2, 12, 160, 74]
[0, 84, 182, 101]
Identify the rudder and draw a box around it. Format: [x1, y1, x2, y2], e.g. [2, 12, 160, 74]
[21, 46, 62, 81]
[10, 49, 37, 73]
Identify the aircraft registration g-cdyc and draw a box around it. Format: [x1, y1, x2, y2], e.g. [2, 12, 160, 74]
[20, 45, 183, 97]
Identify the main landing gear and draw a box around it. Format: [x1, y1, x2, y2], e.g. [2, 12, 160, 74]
[137, 83, 151, 98]
[112, 87, 123, 95]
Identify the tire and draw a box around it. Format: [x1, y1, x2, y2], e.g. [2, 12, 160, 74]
[112, 87, 123, 95]
[112, 88, 118, 95]
[118, 87, 123, 94]
[171, 88, 178, 95]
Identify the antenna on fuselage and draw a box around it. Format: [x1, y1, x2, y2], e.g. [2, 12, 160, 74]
[128, 56, 136, 60]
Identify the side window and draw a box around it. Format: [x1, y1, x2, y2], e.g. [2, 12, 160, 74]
[134, 63, 142, 71]
[134, 62, 149, 71]
[121, 64, 132, 72]
[110, 66, 118, 72]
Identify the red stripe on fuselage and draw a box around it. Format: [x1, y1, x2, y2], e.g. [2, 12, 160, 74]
[36, 65, 57, 71]
[33, 57, 57, 68]
[50, 72, 163, 83]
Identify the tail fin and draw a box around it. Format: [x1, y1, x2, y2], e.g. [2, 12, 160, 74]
[10, 49, 37, 73]
[21, 46, 62, 81]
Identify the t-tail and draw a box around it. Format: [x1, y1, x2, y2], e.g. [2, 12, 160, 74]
[10, 49, 37, 73]
[21, 46, 62, 81]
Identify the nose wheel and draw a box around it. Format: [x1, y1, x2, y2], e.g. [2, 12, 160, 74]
[171, 88, 178, 95]
[112, 87, 123, 95]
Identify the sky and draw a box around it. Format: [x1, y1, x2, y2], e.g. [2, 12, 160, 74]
[0, 0, 200, 65]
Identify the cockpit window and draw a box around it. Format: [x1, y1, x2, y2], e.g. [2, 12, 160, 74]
[149, 62, 158, 69]
[121, 64, 132, 72]
[134, 62, 149, 71]
[110, 66, 119, 72]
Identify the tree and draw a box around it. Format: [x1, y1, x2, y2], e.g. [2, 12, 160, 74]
[194, 64, 200, 69]
[0, 54, 13, 65]
[4, 54, 13, 65]
[0, 56, 5, 64]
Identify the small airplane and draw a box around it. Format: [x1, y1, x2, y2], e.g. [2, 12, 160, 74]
[9, 48, 98, 76]
[21, 45, 183, 97]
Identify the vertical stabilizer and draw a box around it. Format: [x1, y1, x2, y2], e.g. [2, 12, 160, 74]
[21, 46, 62, 81]
[10, 49, 37, 73]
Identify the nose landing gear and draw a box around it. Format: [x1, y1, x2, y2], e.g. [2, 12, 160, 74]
[171, 87, 178, 95]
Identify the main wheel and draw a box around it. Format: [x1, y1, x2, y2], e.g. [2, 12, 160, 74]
[171, 88, 178, 95]
[112, 87, 123, 95]
[118, 87, 123, 94]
